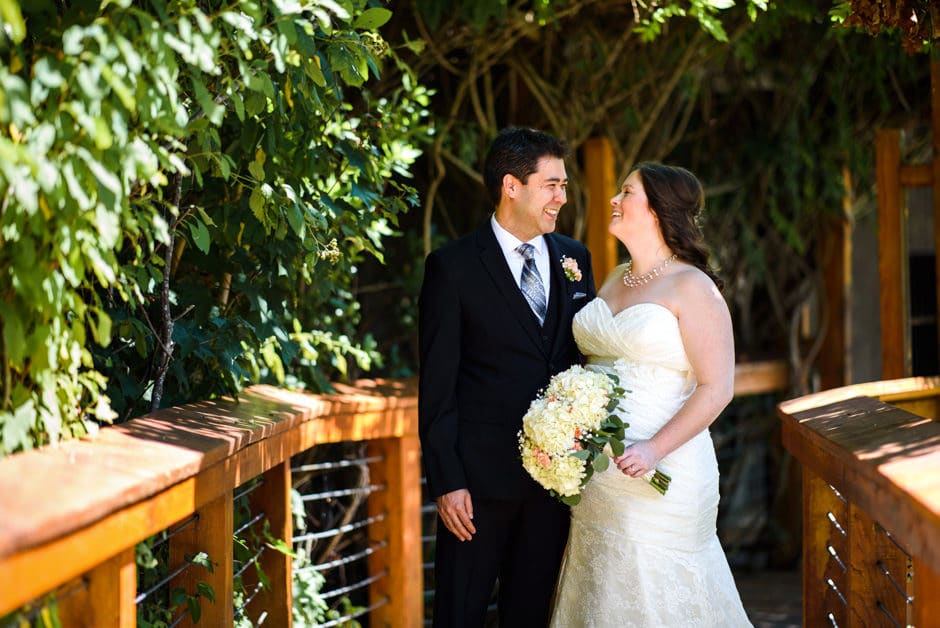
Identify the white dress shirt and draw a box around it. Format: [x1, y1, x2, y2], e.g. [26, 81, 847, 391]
[491, 215, 551, 305]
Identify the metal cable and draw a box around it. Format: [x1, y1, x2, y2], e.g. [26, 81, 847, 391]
[151, 514, 199, 551]
[292, 456, 382, 473]
[318, 596, 390, 628]
[293, 513, 385, 543]
[300, 483, 385, 502]
[320, 570, 388, 601]
[233, 546, 266, 580]
[234, 511, 267, 538]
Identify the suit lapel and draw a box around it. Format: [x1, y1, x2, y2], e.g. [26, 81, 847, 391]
[545, 235, 572, 352]
[477, 223, 549, 355]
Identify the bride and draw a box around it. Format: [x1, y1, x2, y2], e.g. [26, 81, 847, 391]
[550, 162, 752, 627]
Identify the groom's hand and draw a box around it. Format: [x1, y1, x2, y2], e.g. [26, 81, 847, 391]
[437, 489, 476, 541]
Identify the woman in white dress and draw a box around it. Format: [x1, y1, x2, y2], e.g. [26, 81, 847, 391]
[550, 162, 752, 627]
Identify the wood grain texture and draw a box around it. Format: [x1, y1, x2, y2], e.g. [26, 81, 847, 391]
[780, 380, 940, 626]
[876, 128, 910, 379]
[0, 378, 417, 617]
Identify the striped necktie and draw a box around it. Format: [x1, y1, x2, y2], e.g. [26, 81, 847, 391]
[517, 243, 547, 324]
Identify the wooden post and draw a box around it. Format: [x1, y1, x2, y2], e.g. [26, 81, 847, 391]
[876, 129, 910, 379]
[170, 488, 234, 627]
[244, 462, 293, 627]
[847, 504, 911, 626]
[913, 556, 940, 626]
[367, 435, 423, 627]
[582, 137, 620, 288]
[817, 181, 851, 389]
[57, 547, 136, 627]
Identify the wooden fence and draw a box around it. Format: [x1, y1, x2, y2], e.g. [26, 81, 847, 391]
[778, 376, 940, 626]
[0, 379, 421, 627]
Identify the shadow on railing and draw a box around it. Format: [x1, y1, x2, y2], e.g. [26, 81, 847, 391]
[778, 376, 940, 627]
[0, 378, 422, 626]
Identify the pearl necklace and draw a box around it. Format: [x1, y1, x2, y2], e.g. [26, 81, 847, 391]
[622, 254, 678, 288]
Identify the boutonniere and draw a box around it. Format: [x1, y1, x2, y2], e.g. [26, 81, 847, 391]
[560, 256, 582, 282]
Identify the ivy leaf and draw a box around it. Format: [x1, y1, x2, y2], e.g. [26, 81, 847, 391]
[592, 453, 609, 472]
[189, 218, 211, 254]
[353, 7, 392, 29]
[187, 597, 201, 622]
[0, 0, 26, 44]
[0, 305, 25, 364]
[196, 581, 216, 603]
[191, 77, 224, 126]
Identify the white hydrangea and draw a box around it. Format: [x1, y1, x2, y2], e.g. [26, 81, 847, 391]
[518, 365, 614, 497]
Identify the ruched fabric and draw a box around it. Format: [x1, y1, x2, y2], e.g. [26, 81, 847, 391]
[550, 298, 752, 627]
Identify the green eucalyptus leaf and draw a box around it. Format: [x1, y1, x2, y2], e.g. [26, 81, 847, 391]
[610, 439, 625, 457]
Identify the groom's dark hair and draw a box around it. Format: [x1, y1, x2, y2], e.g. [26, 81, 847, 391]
[483, 127, 568, 206]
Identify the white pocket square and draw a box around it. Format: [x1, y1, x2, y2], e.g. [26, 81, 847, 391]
[572, 292, 587, 299]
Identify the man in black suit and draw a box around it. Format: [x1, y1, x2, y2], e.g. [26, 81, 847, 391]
[419, 127, 596, 627]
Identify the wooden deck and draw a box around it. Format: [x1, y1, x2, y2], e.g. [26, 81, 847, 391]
[736, 567, 801, 627]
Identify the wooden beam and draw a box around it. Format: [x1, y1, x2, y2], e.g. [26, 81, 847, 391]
[582, 137, 620, 288]
[876, 129, 910, 379]
[733, 360, 789, 396]
[817, 169, 852, 389]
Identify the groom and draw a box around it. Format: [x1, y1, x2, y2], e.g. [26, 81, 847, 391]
[419, 127, 595, 627]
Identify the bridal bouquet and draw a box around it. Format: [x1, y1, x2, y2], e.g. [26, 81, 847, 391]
[518, 365, 671, 505]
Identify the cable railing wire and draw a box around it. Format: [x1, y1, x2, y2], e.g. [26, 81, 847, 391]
[318, 596, 390, 628]
[300, 483, 386, 502]
[233, 546, 266, 580]
[150, 514, 199, 552]
[233, 580, 265, 622]
[875, 559, 914, 604]
[301, 541, 387, 572]
[320, 571, 388, 602]
[876, 600, 903, 628]
[233, 477, 266, 503]
[16, 578, 87, 626]
[292, 456, 383, 473]
[293, 513, 386, 543]
[234, 511, 267, 538]
[135, 556, 198, 605]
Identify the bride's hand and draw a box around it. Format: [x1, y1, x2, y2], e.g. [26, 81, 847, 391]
[614, 440, 662, 478]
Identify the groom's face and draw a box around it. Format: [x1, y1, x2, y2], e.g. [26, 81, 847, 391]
[502, 156, 568, 242]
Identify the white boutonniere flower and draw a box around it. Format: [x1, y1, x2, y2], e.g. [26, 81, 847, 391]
[560, 256, 582, 282]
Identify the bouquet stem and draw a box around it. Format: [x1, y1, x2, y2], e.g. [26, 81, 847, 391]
[641, 468, 672, 496]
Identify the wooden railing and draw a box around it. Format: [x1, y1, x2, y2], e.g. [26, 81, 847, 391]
[0, 379, 421, 626]
[778, 376, 940, 626]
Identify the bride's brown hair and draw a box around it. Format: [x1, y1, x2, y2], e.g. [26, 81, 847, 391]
[630, 162, 724, 290]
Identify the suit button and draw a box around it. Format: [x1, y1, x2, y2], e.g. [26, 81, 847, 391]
[549, 363, 555, 371]
[542, 335, 549, 341]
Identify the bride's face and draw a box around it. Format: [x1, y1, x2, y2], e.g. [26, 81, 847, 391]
[609, 171, 656, 238]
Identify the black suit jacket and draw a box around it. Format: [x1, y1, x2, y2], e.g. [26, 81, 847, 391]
[418, 222, 596, 500]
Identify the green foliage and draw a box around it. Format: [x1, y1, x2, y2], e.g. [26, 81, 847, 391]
[0, 0, 429, 453]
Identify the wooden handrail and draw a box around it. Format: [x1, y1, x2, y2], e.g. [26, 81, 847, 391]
[0, 378, 421, 626]
[778, 376, 940, 626]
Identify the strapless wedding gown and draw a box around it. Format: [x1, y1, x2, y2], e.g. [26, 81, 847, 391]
[550, 298, 752, 627]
